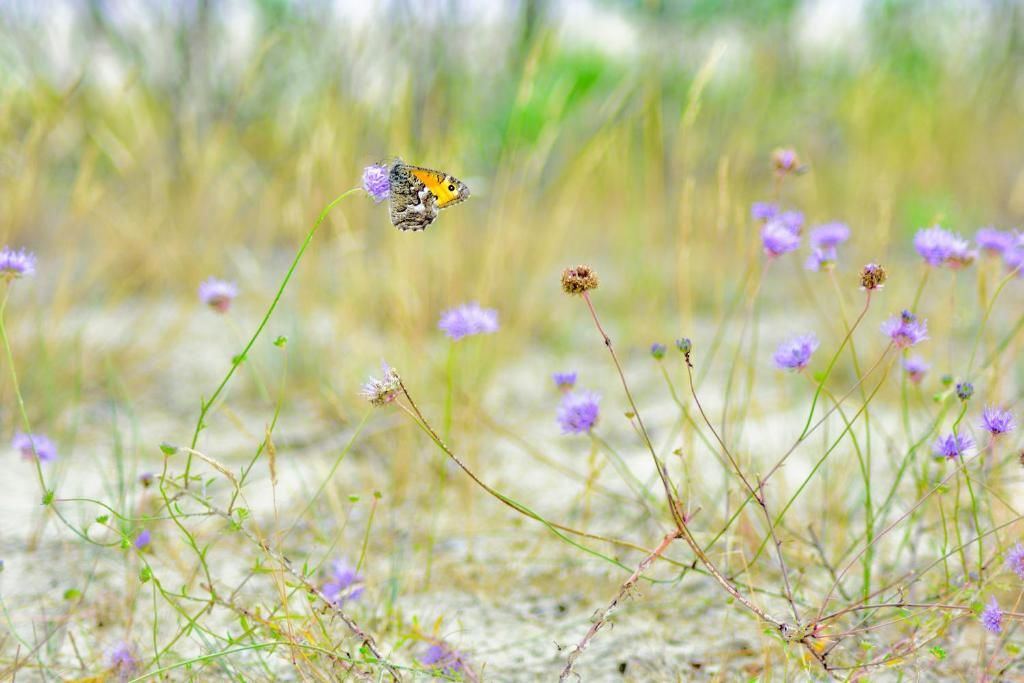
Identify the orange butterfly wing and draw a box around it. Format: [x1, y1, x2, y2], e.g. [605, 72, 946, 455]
[410, 168, 466, 208]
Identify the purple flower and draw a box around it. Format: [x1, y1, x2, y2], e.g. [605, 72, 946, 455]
[0, 247, 36, 279]
[139, 471, 155, 487]
[134, 529, 151, 550]
[107, 641, 141, 681]
[980, 597, 1003, 634]
[933, 432, 974, 459]
[980, 407, 1015, 436]
[362, 164, 391, 204]
[198, 277, 238, 313]
[360, 362, 401, 406]
[773, 333, 819, 371]
[809, 222, 850, 249]
[805, 247, 837, 272]
[881, 310, 928, 349]
[903, 356, 929, 384]
[438, 302, 499, 341]
[557, 391, 600, 434]
[1006, 245, 1024, 277]
[914, 225, 975, 268]
[323, 559, 365, 604]
[976, 227, 1016, 254]
[751, 202, 778, 221]
[420, 642, 467, 677]
[761, 220, 801, 257]
[650, 342, 667, 359]
[1005, 542, 1024, 580]
[779, 211, 805, 234]
[773, 148, 800, 173]
[12, 432, 57, 463]
[552, 371, 577, 390]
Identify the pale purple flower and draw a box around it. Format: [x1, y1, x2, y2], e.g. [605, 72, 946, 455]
[0, 247, 36, 279]
[1006, 245, 1024, 277]
[779, 211, 805, 234]
[438, 302, 499, 341]
[980, 407, 1015, 436]
[552, 371, 577, 390]
[198, 277, 238, 313]
[980, 597, 1003, 634]
[139, 471, 155, 487]
[933, 432, 974, 459]
[650, 342, 667, 359]
[420, 642, 467, 677]
[360, 362, 401, 406]
[107, 641, 141, 681]
[557, 391, 600, 434]
[773, 148, 800, 173]
[12, 432, 56, 463]
[323, 559, 365, 604]
[881, 310, 928, 348]
[809, 222, 850, 249]
[751, 202, 778, 221]
[903, 356, 929, 384]
[805, 247, 837, 272]
[761, 220, 801, 257]
[773, 333, 819, 371]
[134, 529, 151, 550]
[976, 227, 1016, 254]
[914, 226, 974, 268]
[1005, 542, 1024, 580]
[362, 164, 390, 203]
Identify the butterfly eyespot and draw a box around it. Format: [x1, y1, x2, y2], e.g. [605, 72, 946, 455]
[447, 184, 455, 192]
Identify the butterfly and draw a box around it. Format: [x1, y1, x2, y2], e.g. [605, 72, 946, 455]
[388, 161, 470, 231]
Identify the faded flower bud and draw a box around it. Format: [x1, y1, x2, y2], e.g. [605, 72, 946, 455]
[860, 263, 887, 291]
[561, 265, 599, 295]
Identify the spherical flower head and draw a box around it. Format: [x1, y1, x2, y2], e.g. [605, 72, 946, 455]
[980, 406, 1015, 436]
[881, 310, 928, 349]
[360, 362, 401, 406]
[903, 355, 929, 384]
[933, 432, 974, 459]
[751, 202, 778, 221]
[362, 164, 391, 204]
[198, 277, 238, 313]
[106, 641, 141, 682]
[552, 371, 577, 391]
[810, 222, 850, 249]
[650, 342, 666, 360]
[438, 302, 499, 341]
[557, 391, 600, 434]
[561, 264, 599, 295]
[323, 559, 365, 604]
[976, 227, 1016, 254]
[139, 471, 155, 487]
[913, 225, 974, 268]
[0, 247, 36, 280]
[859, 263, 887, 290]
[773, 333, 819, 371]
[980, 596, 1003, 634]
[761, 220, 801, 257]
[772, 147, 800, 174]
[675, 338, 692, 354]
[12, 432, 57, 463]
[805, 247, 837, 272]
[134, 529, 151, 550]
[1005, 542, 1024, 580]
[955, 382, 974, 402]
[420, 642, 467, 677]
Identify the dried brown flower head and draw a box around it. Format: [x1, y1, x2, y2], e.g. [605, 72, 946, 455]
[860, 263, 887, 291]
[561, 265, 599, 295]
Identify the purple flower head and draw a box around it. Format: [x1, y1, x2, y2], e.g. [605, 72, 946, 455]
[362, 164, 391, 204]
[751, 202, 778, 221]
[1005, 245, 1024, 277]
[779, 211, 805, 234]
[438, 302, 499, 341]
[976, 227, 1016, 254]
[1005, 542, 1024, 580]
[809, 222, 850, 249]
[761, 220, 801, 257]
[955, 382, 974, 402]
[980, 597, 1003, 634]
[805, 247, 837, 272]
[134, 529, 151, 550]
[881, 310, 928, 349]
[12, 432, 57, 463]
[980, 406, 1015, 436]
[933, 432, 974, 459]
[420, 642, 467, 677]
[107, 641, 141, 682]
[552, 371, 577, 390]
[903, 356, 929, 384]
[557, 391, 600, 434]
[0, 247, 36, 279]
[914, 225, 974, 268]
[198, 277, 238, 313]
[773, 333, 819, 371]
[139, 471, 155, 487]
[650, 342, 667, 360]
[323, 559, 365, 605]
[360, 362, 401, 406]
[772, 148, 800, 173]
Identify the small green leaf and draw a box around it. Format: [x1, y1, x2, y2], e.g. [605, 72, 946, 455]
[140, 567, 152, 583]
[232, 353, 247, 365]
[929, 645, 946, 659]
[42, 490, 54, 505]
[63, 588, 81, 600]
[96, 514, 109, 524]
[348, 495, 360, 503]
[159, 442, 178, 455]
[273, 335, 288, 348]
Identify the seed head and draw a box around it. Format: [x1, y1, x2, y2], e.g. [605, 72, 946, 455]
[860, 263, 887, 290]
[360, 363, 401, 406]
[955, 382, 974, 401]
[676, 338, 692, 354]
[561, 265, 599, 295]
